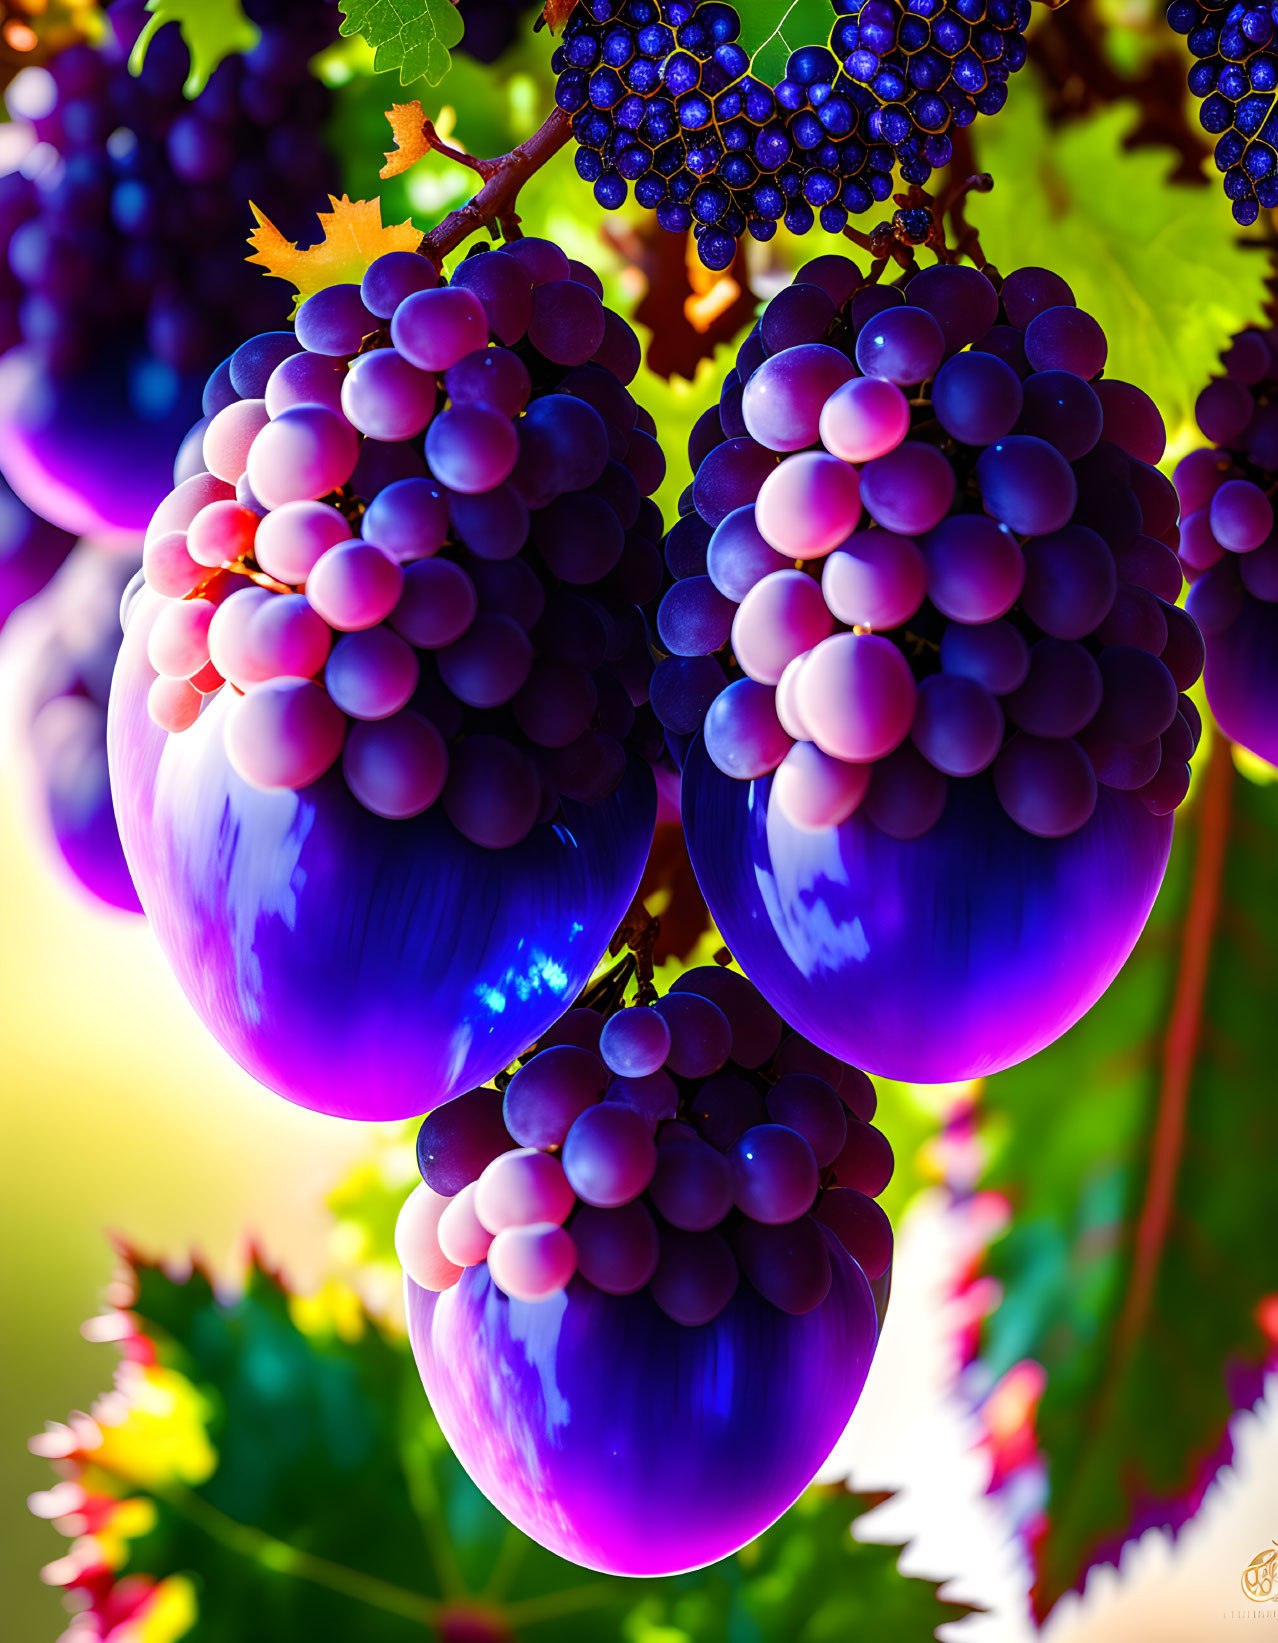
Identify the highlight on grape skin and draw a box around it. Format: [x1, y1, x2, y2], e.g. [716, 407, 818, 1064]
[401, 969, 891, 1574]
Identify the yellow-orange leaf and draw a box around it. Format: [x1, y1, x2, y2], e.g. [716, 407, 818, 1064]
[541, 0, 576, 32]
[381, 100, 434, 179]
[246, 195, 421, 307]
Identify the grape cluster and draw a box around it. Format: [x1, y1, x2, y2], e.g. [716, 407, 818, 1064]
[399, 966, 893, 1322]
[134, 240, 665, 849]
[0, 0, 335, 377]
[1168, 0, 1278, 225]
[552, 0, 1030, 270]
[1175, 323, 1278, 760]
[20, 542, 143, 913]
[0, 473, 75, 629]
[654, 254, 1205, 839]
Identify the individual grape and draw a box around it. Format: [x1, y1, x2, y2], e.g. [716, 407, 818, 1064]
[514, 396, 611, 504]
[741, 344, 858, 452]
[146, 474, 235, 550]
[229, 334, 304, 398]
[754, 452, 863, 558]
[143, 531, 205, 599]
[340, 349, 438, 442]
[1240, 540, 1278, 600]
[1195, 377, 1254, 445]
[504, 1044, 608, 1148]
[606, 1070, 679, 1127]
[186, 500, 259, 569]
[417, 1085, 515, 1195]
[1178, 508, 1225, 574]
[451, 250, 534, 346]
[650, 1227, 739, 1326]
[361, 250, 439, 320]
[648, 1132, 734, 1230]
[861, 741, 948, 838]
[264, 350, 346, 418]
[1139, 757, 1191, 817]
[503, 239, 571, 286]
[425, 404, 520, 494]
[931, 351, 1024, 446]
[475, 1147, 576, 1233]
[360, 478, 450, 564]
[1000, 266, 1074, 329]
[208, 587, 274, 688]
[910, 673, 1005, 776]
[686, 1071, 766, 1153]
[765, 1074, 847, 1169]
[822, 530, 928, 630]
[734, 1216, 832, 1316]
[729, 1124, 819, 1224]
[795, 633, 917, 763]
[528, 279, 606, 365]
[1018, 370, 1103, 460]
[771, 740, 872, 831]
[761, 284, 837, 354]
[703, 678, 793, 780]
[649, 653, 726, 734]
[972, 325, 1031, 377]
[510, 658, 596, 749]
[445, 346, 532, 418]
[1186, 561, 1245, 636]
[652, 991, 733, 1078]
[250, 500, 352, 585]
[246, 405, 359, 510]
[1091, 645, 1179, 743]
[599, 1007, 672, 1079]
[248, 593, 333, 680]
[295, 284, 374, 357]
[1159, 603, 1207, 689]
[1129, 461, 1179, 539]
[389, 558, 477, 649]
[859, 442, 956, 536]
[819, 377, 911, 464]
[907, 264, 1000, 350]
[831, 1117, 896, 1197]
[1113, 535, 1183, 605]
[731, 570, 833, 685]
[487, 1223, 578, 1301]
[1209, 478, 1272, 552]
[1077, 726, 1162, 791]
[342, 711, 448, 819]
[922, 514, 1025, 623]
[442, 733, 542, 848]
[395, 1183, 463, 1292]
[391, 286, 490, 372]
[1094, 379, 1166, 464]
[306, 542, 404, 632]
[774, 654, 812, 741]
[670, 967, 783, 1071]
[975, 435, 1078, 535]
[706, 506, 788, 602]
[854, 304, 945, 385]
[203, 399, 270, 484]
[570, 1200, 660, 1295]
[658, 576, 736, 656]
[224, 677, 347, 790]
[146, 596, 215, 678]
[1020, 524, 1118, 639]
[148, 674, 202, 733]
[436, 611, 532, 708]
[691, 436, 781, 528]
[796, 256, 862, 306]
[1096, 585, 1169, 653]
[449, 485, 530, 562]
[993, 733, 1098, 837]
[815, 1189, 893, 1279]
[1004, 638, 1103, 737]
[436, 1181, 495, 1268]
[1173, 449, 1228, 516]
[562, 1101, 658, 1208]
[1024, 306, 1107, 379]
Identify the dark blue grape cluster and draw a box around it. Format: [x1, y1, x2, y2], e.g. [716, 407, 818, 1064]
[1168, 0, 1278, 224]
[552, 0, 1030, 269]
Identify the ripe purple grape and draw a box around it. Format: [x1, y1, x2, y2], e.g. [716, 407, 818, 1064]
[729, 1125, 819, 1225]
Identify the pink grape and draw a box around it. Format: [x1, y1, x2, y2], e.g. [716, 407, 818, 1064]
[922, 514, 1025, 624]
[147, 674, 202, 732]
[203, 398, 270, 483]
[144, 530, 204, 598]
[395, 1183, 462, 1292]
[1209, 478, 1273, 552]
[755, 452, 863, 558]
[561, 1102, 658, 1208]
[187, 500, 259, 568]
[325, 626, 419, 719]
[145, 473, 234, 550]
[343, 711, 449, 819]
[795, 632, 917, 763]
[765, 1074, 846, 1169]
[248, 593, 333, 680]
[598, 1006, 672, 1079]
[822, 529, 928, 630]
[859, 443, 956, 536]
[771, 741, 872, 831]
[819, 377, 911, 463]
[390, 558, 477, 650]
[223, 677, 347, 790]
[442, 733, 541, 849]
[815, 1189, 893, 1280]
[391, 286, 489, 372]
[425, 404, 520, 495]
[475, 1147, 576, 1234]
[993, 733, 1098, 837]
[436, 1182, 495, 1267]
[306, 542, 404, 631]
[741, 343, 858, 452]
[437, 611, 532, 707]
[486, 1223, 578, 1301]
[147, 596, 215, 678]
[910, 672, 1005, 776]
[264, 350, 346, 418]
[504, 1045, 608, 1148]
[729, 1124, 819, 1224]
[649, 1133, 734, 1230]
[570, 1201, 660, 1295]
[649, 1228, 739, 1326]
[247, 405, 359, 510]
[253, 500, 352, 585]
[340, 348, 437, 442]
[734, 1216, 832, 1315]
[703, 678, 793, 780]
[774, 654, 812, 741]
[731, 569, 832, 685]
[652, 990, 733, 1078]
[208, 586, 275, 687]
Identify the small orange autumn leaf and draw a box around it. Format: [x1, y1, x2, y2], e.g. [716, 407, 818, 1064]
[541, 0, 576, 31]
[246, 194, 421, 308]
[381, 101, 434, 179]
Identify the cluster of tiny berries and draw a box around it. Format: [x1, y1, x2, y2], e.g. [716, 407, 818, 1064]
[1169, 0, 1278, 226]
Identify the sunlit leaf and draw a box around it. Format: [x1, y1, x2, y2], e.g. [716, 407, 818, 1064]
[380, 100, 435, 178]
[246, 194, 421, 309]
[338, 0, 464, 87]
[128, 0, 259, 96]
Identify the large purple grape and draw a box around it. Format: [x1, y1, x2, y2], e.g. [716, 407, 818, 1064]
[682, 734, 1172, 1081]
[109, 591, 655, 1120]
[406, 1230, 876, 1574]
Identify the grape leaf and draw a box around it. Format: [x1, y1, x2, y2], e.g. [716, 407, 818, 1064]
[736, 0, 835, 87]
[128, 0, 260, 96]
[32, 1250, 969, 1641]
[381, 100, 437, 178]
[967, 89, 1268, 437]
[974, 743, 1278, 1618]
[246, 194, 421, 309]
[338, 0, 465, 87]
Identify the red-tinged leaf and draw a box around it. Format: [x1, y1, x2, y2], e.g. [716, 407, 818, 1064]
[616, 220, 757, 383]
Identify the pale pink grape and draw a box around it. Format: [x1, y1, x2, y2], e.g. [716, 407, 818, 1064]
[248, 593, 332, 679]
[391, 286, 490, 372]
[203, 398, 270, 483]
[342, 711, 449, 819]
[755, 453, 862, 559]
[771, 741, 872, 830]
[223, 677, 347, 790]
[796, 632, 917, 762]
[264, 350, 346, 417]
[208, 585, 275, 688]
[147, 673, 202, 732]
[253, 500, 352, 585]
[486, 1223, 578, 1302]
[143, 530, 205, 598]
[822, 529, 928, 630]
[774, 653, 813, 740]
[731, 569, 833, 684]
[306, 542, 404, 631]
[145, 473, 234, 550]
[395, 1183, 463, 1291]
[819, 377, 911, 463]
[474, 1147, 576, 1234]
[186, 500, 259, 568]
[246, 405, 359, 509]
[436, 1182, 495, 1267]
[146, 597, 216, 678]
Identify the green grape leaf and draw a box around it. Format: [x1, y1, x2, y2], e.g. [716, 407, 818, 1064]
[974, 745, 1278, 1618]
[736, 0, 835, 87]
[33, 1250, 968, 1641]
[968, 89, 1268, 436]
[338, 0, 465, 87]
[128, 0, 259, 97]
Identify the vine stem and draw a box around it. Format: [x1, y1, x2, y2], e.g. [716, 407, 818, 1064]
[419, 107, 573, 263]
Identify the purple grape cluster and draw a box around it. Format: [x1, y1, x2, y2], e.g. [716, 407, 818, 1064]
[402, 967, 894, 1322]
[1167, 0, 1278, 225]
[1176, 323, 1278, 762]
[134, 240, 665, 849]
[0, 473, 75, 629]
[552, 0, 1029, 270]
[0, 0, 335, 376]
[654, 254, 1205, 839]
